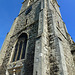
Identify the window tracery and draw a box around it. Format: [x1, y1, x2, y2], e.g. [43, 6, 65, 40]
[12, 33, 27, 62]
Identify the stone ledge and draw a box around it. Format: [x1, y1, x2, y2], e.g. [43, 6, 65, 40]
[7, 59, 25, 70]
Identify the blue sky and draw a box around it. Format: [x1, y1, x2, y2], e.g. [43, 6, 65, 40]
[57, 0, 75, 41]
[0, 0, 75, 50]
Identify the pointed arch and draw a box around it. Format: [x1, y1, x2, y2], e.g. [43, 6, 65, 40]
[12, 33, 28, 62]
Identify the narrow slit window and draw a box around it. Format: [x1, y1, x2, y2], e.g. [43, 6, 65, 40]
[57, 21, 60, 28]
[25, 6, 32, 15]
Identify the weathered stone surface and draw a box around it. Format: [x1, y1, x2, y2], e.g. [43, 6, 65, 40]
[0, 0, 75, 75]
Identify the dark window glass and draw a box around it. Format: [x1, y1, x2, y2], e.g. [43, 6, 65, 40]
[21, 39, 27, 59]
[71, 50, 75, 55]
[25, 6, 32, 15]
[17, 41, 22, 60]
[13, 42, 18, 62]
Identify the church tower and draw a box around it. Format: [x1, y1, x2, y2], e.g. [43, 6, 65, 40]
[0, 0, 75, 75]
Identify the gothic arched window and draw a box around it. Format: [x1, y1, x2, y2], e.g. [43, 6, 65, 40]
[12, 33, 27, 62]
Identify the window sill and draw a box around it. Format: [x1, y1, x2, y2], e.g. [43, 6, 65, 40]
[7, 59, 25, 70]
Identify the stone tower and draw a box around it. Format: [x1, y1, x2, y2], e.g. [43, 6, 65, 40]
[0, 0, 75, 75]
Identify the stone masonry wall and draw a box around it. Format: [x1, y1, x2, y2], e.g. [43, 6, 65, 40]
[0, 0, 41, 75]
[47, 0, 75, 75]
[49, 0, 75, 75]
